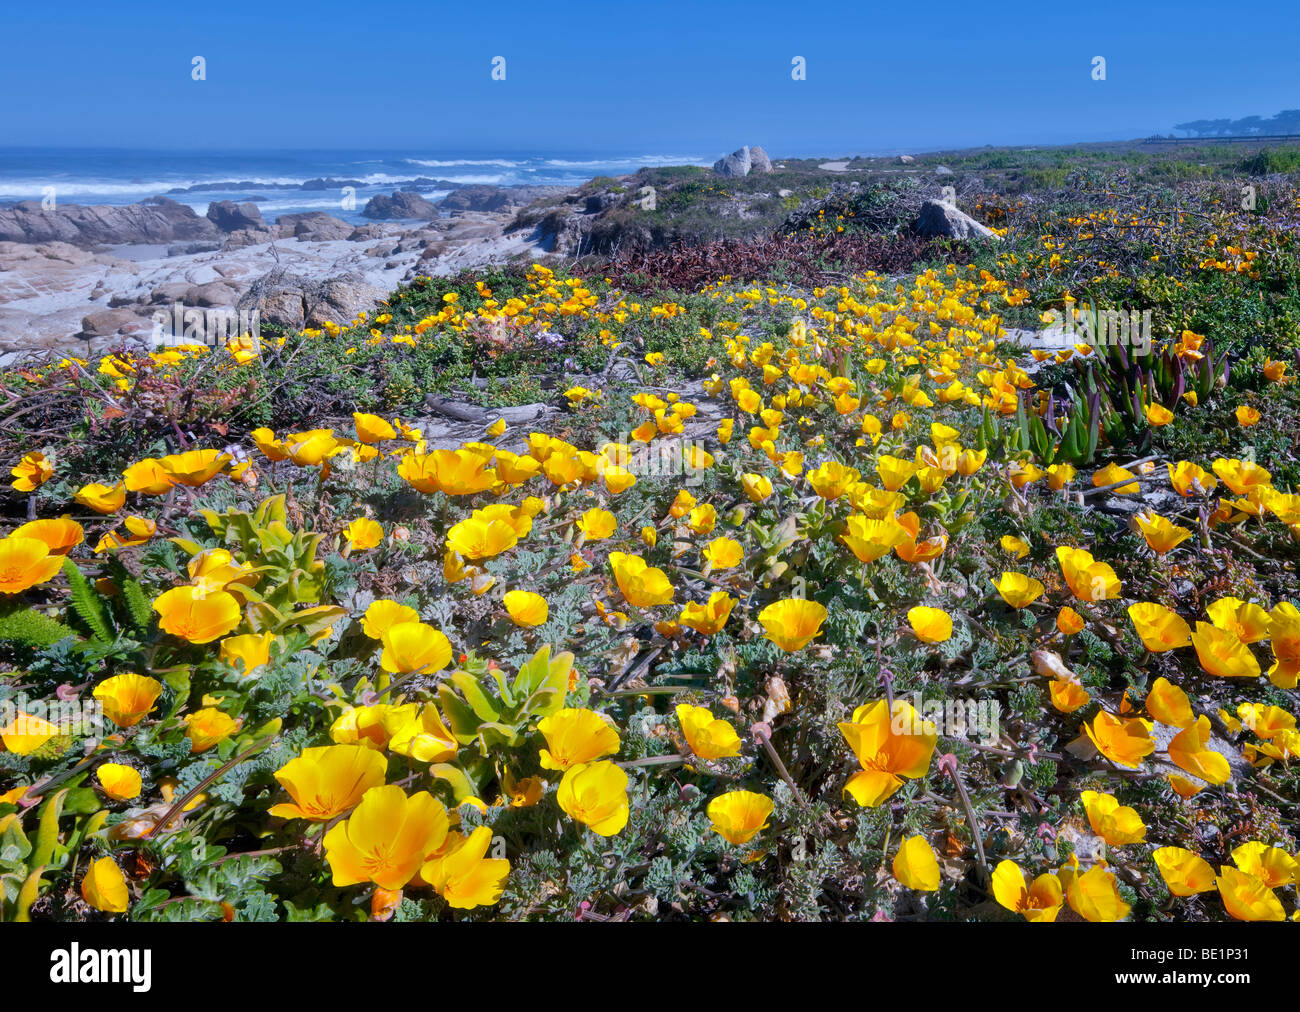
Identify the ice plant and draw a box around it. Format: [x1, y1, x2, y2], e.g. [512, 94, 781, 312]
[706, 791, 774, 845]
[838, 699, 937, 807]
[758, 598, 828, 651]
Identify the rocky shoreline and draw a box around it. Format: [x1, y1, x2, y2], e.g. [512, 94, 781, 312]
[0, 182, 569, 357]
[0, 147, 997, 358]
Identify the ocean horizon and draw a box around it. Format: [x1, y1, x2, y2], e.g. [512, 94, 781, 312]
[0, 148, 726, 224]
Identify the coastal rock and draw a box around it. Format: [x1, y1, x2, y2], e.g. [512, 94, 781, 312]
[440, 185, 564, 212]
[183, 281, 242, 308]
[0, 197, 219, 247]
[347, 224, 390, 242]
[80, 308, 148, 338]
[149, 282, 193, 305]
[748, 146, 774, 174]
[899, 155, 915, 164]
[205, 200, 267, 233]
[362, 190, 439, 221]
[712, 147, 752, 178]
[167, 241, 223, 256]
[237, 268, 386, 330]
[275, 211, 353, 241]
[913, 199, 1000, 241]
[220, 228, 275, 251]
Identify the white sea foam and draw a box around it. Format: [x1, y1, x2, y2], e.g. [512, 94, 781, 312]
[403, 158, 522, 168]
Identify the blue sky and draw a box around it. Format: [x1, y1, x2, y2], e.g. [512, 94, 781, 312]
[4, 0, 1298, 155]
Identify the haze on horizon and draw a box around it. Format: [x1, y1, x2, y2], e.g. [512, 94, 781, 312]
[3, 0, 1298, 157]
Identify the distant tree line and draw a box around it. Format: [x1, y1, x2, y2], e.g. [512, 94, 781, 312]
[1175, 109, 1300, 136]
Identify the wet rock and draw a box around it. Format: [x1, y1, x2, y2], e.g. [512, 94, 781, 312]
[206, 200, 267, 233]
[362, 190, 438, 220]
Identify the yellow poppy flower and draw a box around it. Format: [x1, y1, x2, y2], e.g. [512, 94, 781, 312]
[270, 745, 388, 821]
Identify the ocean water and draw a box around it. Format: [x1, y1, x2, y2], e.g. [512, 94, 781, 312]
[0, 149, 710, 224]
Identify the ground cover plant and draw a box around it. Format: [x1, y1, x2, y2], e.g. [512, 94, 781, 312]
[0, 146, 1298, 923]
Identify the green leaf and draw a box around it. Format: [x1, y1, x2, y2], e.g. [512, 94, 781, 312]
[449, 671, 501, 723]
[62, 558, 112, 643]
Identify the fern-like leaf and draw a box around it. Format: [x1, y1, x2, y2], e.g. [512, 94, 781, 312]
[122, 578, 154, 635]
[61, 558, 112, 643]
[0, 605, 77, 648]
